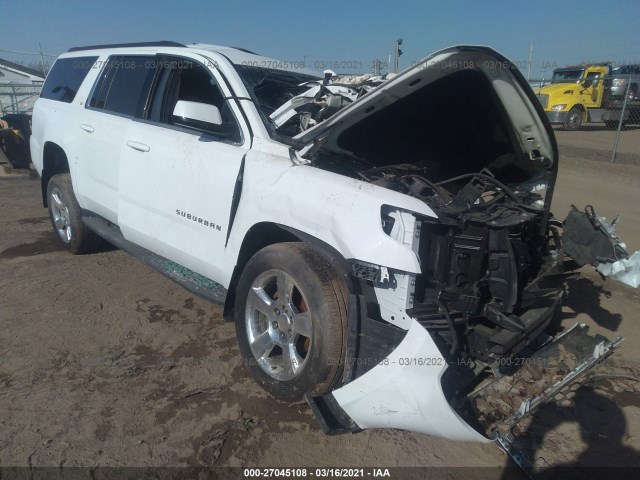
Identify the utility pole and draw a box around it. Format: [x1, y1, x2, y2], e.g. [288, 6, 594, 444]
[527, 42, 533, 82]
[39, 43, 46, 76]
[373, 59, 380, 75]
[394, 38, 403, 73]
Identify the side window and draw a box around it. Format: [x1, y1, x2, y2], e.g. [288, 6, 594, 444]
[89, 58, 115, 109]
[41, 56, 98, 103]
[150, 58, 241, 142]
[88, 55, 157, 117]
[585, 71, 601, 88]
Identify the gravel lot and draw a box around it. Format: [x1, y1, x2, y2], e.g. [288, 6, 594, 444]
[1, 146, 639, 478]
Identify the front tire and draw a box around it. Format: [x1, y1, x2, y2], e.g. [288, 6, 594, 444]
[47, 174, 103, 254]
[563, 107, 583, 130]
[235, 243, 348, 401]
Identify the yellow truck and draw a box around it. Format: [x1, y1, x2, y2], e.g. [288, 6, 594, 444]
[534, 63, 625, 130]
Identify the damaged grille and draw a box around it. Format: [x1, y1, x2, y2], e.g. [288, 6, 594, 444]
[410, 206, 556, 363]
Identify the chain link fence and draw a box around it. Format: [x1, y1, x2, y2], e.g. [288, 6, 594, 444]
[603, 75, 640, 163]
[0, 83, 42, 115]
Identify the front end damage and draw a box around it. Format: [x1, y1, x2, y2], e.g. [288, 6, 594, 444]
[242, 47, 636, 446]
[306, 168, 629, 446]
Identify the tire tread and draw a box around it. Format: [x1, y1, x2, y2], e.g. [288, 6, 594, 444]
[47, 174, 103, 254]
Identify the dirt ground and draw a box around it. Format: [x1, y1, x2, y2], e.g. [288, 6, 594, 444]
[554, 125, 640, 165]
[1, 146, 639, 478]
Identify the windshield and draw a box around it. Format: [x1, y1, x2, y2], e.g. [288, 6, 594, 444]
[234, 65, 320, 117]
[551, 69, 584, 83]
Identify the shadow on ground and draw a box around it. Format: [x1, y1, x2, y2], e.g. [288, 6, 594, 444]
[560, 276, 623, 332]
[503, 386, 640, 479]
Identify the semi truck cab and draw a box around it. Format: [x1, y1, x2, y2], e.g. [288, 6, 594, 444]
[535, 64, 610, 130]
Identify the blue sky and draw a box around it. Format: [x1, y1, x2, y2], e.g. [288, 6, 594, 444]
[1, 0, 637, 79]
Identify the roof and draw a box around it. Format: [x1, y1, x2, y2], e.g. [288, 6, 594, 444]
[0, 58, 46, 80]
[557, 63, 610, 69]
[68, 41, 186, 52]
[62, 42, 320, 77]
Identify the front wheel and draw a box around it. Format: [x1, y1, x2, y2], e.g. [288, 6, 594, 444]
[234, 243, 348, 401]
[563, 107, 583, 130]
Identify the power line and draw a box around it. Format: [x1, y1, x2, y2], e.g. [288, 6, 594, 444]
[0, 48, 58, 58]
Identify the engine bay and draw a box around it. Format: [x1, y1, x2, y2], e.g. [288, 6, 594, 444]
[361, 164, 558, 365]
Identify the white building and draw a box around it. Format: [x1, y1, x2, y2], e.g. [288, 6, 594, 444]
[0, 59, 45, 115]
[0, 59, 46, 84]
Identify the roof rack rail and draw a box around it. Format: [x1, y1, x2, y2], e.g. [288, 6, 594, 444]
[229, 46, 259, 55]
[68, 41, 186, 52]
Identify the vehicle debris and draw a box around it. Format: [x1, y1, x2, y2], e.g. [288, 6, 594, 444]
[262, 71, 390, 132]
[597, 251, 640, 288]
[562, 205, 639, 288]
[467, 323, 623, 437]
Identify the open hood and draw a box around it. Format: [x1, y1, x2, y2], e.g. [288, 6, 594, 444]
[292, 46, 557, 169]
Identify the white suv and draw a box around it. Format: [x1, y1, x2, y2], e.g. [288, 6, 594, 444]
[30, 41, 628, 446]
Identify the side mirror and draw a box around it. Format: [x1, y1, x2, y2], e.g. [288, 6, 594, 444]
[173, 100, 222, 126]
[581, 79, 592, 88]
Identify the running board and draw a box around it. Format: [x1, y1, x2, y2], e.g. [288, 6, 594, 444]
[82, 215, 227, 305]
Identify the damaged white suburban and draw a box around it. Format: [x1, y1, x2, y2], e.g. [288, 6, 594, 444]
[31, 43, 637, 448]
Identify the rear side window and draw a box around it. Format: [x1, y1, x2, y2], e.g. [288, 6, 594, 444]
[40, 56, 97, 103]
[89, 56, 157, 117]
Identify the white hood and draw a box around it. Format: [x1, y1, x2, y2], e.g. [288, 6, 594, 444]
[293, 46, 557, 165]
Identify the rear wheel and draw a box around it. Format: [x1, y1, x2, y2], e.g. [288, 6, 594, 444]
[234, 243, 347, 401]
[47, 174, 102, 254]
[563, 107, 583, 130]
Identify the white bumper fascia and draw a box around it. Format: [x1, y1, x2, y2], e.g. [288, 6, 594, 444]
[332, 319, 490, 443]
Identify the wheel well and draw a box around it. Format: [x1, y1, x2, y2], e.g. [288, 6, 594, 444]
[222, 223, 353, 320]
[223, 223, 300, 319]
[41, 142, 69, 207]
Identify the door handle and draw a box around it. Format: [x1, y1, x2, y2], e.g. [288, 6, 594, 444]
[126, 140, 150, 153]
[80, 124, 94, 133]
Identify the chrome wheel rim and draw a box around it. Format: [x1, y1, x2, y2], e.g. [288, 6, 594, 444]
[245, 269, 312, 381]
[567, 111, 581, 129]
[50, 187, 72, 243]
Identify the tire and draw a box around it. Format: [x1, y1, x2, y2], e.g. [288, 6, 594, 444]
[563, 107, 583, 130]
[47, 174, 103, 254]
[234, 242, 348, 401]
